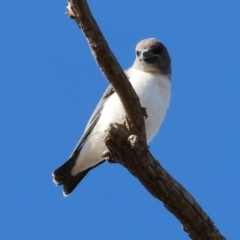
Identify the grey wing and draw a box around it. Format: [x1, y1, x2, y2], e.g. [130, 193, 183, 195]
[86, 68, 131, 130]
[71, 85, 115, 155]
[71, 68, 131, 155]
[86, 69, 131, 130]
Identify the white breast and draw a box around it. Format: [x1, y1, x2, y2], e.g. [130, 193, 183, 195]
[72, 68, 171, 173]
[127, 68, 171, 142]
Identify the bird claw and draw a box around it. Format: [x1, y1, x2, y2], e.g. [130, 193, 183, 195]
[141, 107, 148, 119]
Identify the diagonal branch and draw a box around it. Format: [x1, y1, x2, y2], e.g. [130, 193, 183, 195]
[66, 0, 146, 141]
[65, 0, 226, 239]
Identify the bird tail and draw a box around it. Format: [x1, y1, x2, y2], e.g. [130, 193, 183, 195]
[52, 152, 104, 196]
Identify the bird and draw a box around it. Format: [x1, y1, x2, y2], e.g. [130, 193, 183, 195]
[52, 38, 171, 196]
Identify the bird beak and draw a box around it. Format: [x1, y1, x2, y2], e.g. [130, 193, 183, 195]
[140, 49, 155, 60]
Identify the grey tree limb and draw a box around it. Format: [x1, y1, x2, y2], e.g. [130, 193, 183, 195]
[65, 1, 226, 239]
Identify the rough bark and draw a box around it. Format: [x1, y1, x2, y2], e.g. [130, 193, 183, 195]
[66, 0, 146, 141]
[65, 0, 226, 239]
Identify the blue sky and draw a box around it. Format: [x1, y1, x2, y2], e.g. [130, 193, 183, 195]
[1, 1, 240, 239]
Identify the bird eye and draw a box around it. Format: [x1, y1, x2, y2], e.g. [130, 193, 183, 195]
[136, 51, 141, 56]
[151, 47, 161, 55]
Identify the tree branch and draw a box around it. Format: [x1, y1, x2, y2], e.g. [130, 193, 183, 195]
[66, 0, 226, 239]
[66, 0, 146, 140]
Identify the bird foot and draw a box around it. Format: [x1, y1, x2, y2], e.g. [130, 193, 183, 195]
[141, 107, 148, 119]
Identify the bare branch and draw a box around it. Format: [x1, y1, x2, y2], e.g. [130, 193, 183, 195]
[66, 0, 146, 140]
[103, 123, 225, 240]
[65, 0, 226, 239]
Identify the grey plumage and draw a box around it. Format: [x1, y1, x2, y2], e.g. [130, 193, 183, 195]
[52, 38, 171, 196]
